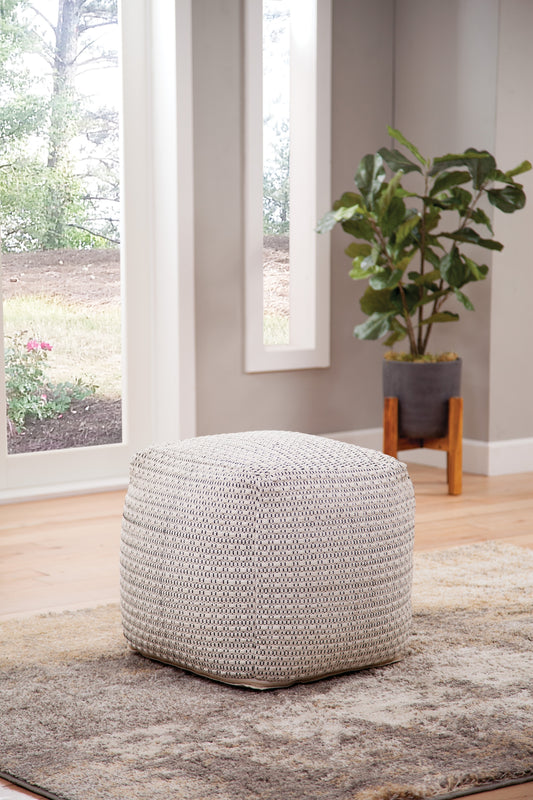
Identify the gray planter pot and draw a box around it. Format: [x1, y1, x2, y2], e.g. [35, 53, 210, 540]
[382, 359, 462, 440]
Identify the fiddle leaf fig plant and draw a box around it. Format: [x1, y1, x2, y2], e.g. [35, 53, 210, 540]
[318, 126, 531, 359]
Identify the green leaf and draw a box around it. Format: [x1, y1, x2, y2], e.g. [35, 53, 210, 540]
[439, 249, 468, 288]
[341, 218, 375, 241]
[471, 207, 493, 234]
[429, 170, 471, 197]
[464, 149, 496, 189]
[422, 206, 442, 233]
[383, 330, 406, 347]
[349, 262, 373, 280]
[360, 242, 382, 271]
[396, 187, 419, 199]
[354, 312, 392, 341]
[488, 168, 513, 185]
[394, 252, 418, 272]
[369, 268, 403, 291]
[354, 154, 386, 206]
[504, 160, 532, 179]
[377, 147, 422, 175]
[335, 191, 363, 209]
[454, 289, 474, 310]
[378, 171, 405, 218]
[408, 269, 441, 287]
[430, 149, 495, 188]
[395, 213, 420, 247]
[421, 311, 460, 325]
[333, 204, 365, 222]
[359, 286, 394, 315]
[327, 192, 366, 224]
[435, 187, 473, 214]
[488, 185, 527, 213]
[381, 196, 407, 237]
[423, 247, 443, 269]
[387, 126, 428, 166]
[454, 188, 474, 215]
[348, 242, 382, 278]
[316, 210, 338, 234]
[464, 257, 489, 281]
[383, 318, 408, 347]
[440, 227, 503, 251]
[345, 242, 372, 259]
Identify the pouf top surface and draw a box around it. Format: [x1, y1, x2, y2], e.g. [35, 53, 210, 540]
[131, 430, 407, 483]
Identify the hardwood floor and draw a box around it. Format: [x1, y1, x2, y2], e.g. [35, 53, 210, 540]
[1, 463, 532, 799]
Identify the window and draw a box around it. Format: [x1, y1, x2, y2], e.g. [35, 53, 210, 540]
[244, 0, 331, 372]
[0, 0, 195, 500]
[1, 1, 122, 457]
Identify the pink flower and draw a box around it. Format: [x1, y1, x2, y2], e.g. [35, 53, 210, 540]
[40, 341, 52, 351]
[26, 339, 39, 351]
[41, 393, 47, 401]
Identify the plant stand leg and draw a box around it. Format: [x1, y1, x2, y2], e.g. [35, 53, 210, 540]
[383, 396, 398, 459]
[447, 397, 463, 496]
[383, 395, 463, 496]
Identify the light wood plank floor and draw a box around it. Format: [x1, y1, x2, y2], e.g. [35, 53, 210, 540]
[1, 463, 532, 799]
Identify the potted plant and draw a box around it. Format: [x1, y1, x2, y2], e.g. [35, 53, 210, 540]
[318, 127, 531, 438]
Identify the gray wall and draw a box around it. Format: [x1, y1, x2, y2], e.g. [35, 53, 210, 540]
[192, 0, 533, 444]
[393, 0, 533, 442]
[394, 0, 499, 442]
[489, 0, 533, 441]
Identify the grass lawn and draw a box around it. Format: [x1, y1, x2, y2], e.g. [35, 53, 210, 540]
[263, 312, 289, 346]
[4, 297, 287, 394]
[3, 295, 122, 399]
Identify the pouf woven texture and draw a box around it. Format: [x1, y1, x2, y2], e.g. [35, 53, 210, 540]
[120, 430, 415, 689]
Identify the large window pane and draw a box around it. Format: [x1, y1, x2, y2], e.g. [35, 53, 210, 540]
[263, 0, 290, 346]
[0, 0, 122, 453]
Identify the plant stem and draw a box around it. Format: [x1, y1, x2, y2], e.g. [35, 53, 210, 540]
[397, 283, 418, 356]
[421, 283, 450, 353]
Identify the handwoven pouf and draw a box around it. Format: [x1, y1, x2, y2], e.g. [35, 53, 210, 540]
[120, 430, 415, 689]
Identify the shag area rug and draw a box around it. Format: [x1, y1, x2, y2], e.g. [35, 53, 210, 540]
[1, 541, 532, 800]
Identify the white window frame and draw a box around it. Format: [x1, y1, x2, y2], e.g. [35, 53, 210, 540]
[0, 0, 195, 501]
[244, 0, 331, 372]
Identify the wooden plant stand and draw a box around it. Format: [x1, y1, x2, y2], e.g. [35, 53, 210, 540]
[383, 396, 463, 495]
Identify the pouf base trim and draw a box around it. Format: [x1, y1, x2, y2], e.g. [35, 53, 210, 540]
[130, 645, 405, 690]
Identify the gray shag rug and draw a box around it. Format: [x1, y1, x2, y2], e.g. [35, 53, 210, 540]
[1, 541, 532, 800]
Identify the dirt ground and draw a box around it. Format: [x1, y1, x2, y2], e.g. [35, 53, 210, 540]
[263, 235, 289, 317]
[2, 243, 288, 453]
[3, 248, 122, 453]
[6, 397, 123, 453]
[1, 247, 121, 305]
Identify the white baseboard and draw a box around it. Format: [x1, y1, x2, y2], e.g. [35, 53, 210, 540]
[0, 476, 128, 505]
[486, 437, 533, 476]
[324, 429, 533, 476]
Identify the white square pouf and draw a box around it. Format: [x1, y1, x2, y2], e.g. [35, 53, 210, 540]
[120, 430, 415, 689]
